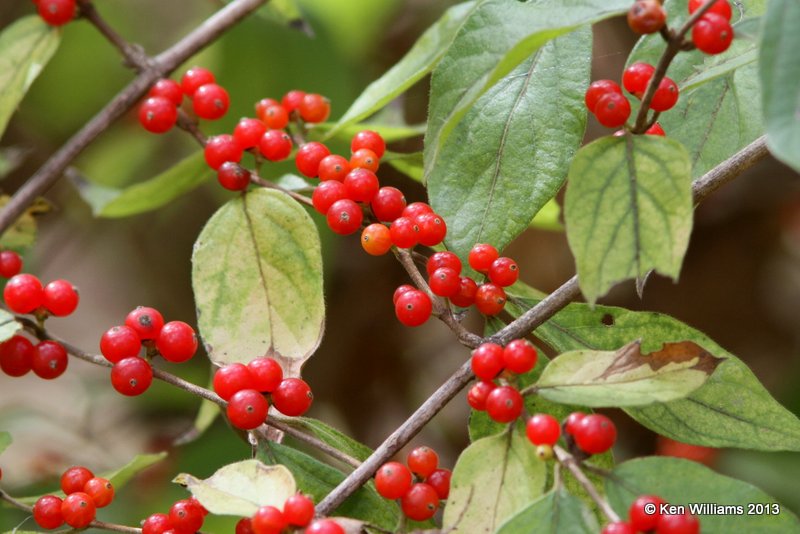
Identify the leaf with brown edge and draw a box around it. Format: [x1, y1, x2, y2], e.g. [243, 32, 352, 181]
[534, 340, 723, 408]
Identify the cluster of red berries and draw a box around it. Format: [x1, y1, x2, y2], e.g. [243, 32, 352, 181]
[467, 339, 538, 422]
[32, 466, 114, 529]
[100, 306, 198, 396]
[526, 411, 617, 460]
[0, 334, 68, 380]
[234, 493, 323, 534]
[33, 0, 76, 26]
[627, 0, 733, 55]
[602, 495, 700, 534]
[4, 273, 79, 317]
[141, 496, 209, 534]
[0, 250, 23, 278]
[374, 446, 451, 522]
[213, 359, 313, 430]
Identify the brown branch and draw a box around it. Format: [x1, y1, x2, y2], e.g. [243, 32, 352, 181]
[553, 445, 619, 523]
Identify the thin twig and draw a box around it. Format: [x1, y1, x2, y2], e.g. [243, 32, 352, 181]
[554, 445, 619, 523]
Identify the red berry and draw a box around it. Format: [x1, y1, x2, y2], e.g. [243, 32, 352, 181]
[450, 276, 478, 308]
[4, 273, 44, 313]
[426, 468, 451, 499]
[61, 492, 96, 528]
[205, 134, 244, 170]
[326, 199, 363, 235]
[213, 363, 256, 401]
[252, 505, 286, 534]
[629, 495, 666, 531]
[350, 148, 379, 173]
[622, 62, 656, 97]
[247, 357, 283, 393]
[394, 289, 432, 327]
[233, 117, 267, 149]
[468, 243, 499, 273]
[584, 80, 623, 113]
[689, 0, 732, 20]
[100, 325, 140, 363]
[393, 285, 416, 305]
[389, 217, 419, 249]
[361, 223, 392, 256]
[573, 413, 617, 454]
[236, 518, 255, 534]
[125, 306, 165, 340]
[564, 411, 586, 436]
[61, 466, 94, 495]
[41, 279, 79, 316]
[31, 340, 68, 379]
[312, 181, 347, 215]
[402, 202, 433, 220]
[488, 257, 519, 287]
[259, 130, 293, 162]
[181, 67, 215, 98]
[0, 335, 34, 377]
[400, 483, 439, 521]
[466, 381, 495, 411]
[627, 0, 667, 34]
[318, 155, 351, 182]
[657, 512, 700, 534]
[138, 97, 177, 134]
[142, 513, 172, 534]
[272, 378, 313, 416]
[260, 104, 289, 130]
[503, 339, 537, 374]
[429, 267, 460, 297]
[526, 414, 561, 446]
[692, 13, 734, 55]
[416, 212, 447, 247]
[34, 495, 64, 529]
[255, 96, 279, 115]
[298, 93, 331, 123]
[217, 162, 251, 191]
[227, 389, 269, 430]
[474, 283, 506, 316]
[351, 130, 386, 159]
[471, 343, 504, 381]
[426, 251, 462, 276]
[156, 321, 197, 363]
[295, 142, 331, 178]
[0, 250, 22, 278]
[305, 519, 345, 534]
[374, 461, 412, 500]
[343, 168, 380, 203]
[371, 187, 407, 222]
[148, 79, 183, 106]
[485, 385, 523, 423]
[283, 494, 315, 527]
[646, 122, 666, 136]
[83, 477, 114, 508]
[282, 90, 306, 113]
[595, 92, 631, 128]
[193, 83, 230, 120]
[602, 522, 637, 534]
[650, 77, 679, 112]
[169, 499, 205, 533]
[407, 446, 439, 478]
[111, 357, 153, 396]
[38, 0, 76, 25]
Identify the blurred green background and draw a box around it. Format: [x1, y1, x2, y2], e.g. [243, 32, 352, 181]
[1, 0, 799, 531]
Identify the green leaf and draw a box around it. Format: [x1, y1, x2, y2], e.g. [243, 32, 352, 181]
[0, 310, 20, 343]
[428, 28, 589, 260]
[505, 292, 800, 451]
[0, 16, 60, 139]
[530, 198, 563, 232]
[192, 189, 324, 373]
[564, 135, 693, 303]
[76, 151, 213, 218]
[442, 428, 546, 533]
[424, 0, 630, 179]
[105, 452, 168, 489]
[496, 487, 599, 534]
[259, 441, 399, 530]
[0, 432, 10, 455]
[605, 457, 800, 533]
[272, 416, 372, 462]
[312, 122, 425, 144]
[535, 340, 723, 407]
[384, 151, 423, 183]
[759, 0, 800, 173]
[327, 1, 477, 138]
[174, 460, 296, 517]
[0, 195, 44, 250]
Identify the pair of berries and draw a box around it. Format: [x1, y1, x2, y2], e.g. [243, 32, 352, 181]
[4, 274, 79, 317]
[690, 0, 734, 55]
[141, 497, 209, 534]
[0, 250, 22, 278]
[470, 339, 538, 380]
[234, 493, 315, 534]
[374, 447, 452, 521]
[525, 411, 616, 459]
[467, 381, 523, 424]
[32, 466, 115, 529]
[102, 306, 198, 396]
[35, 0, 76, 26]
[0, 335, 68, 380]
[602, 495, 700, 534]
[585, 68, 678, 129]
[213, 359, 313, 430]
